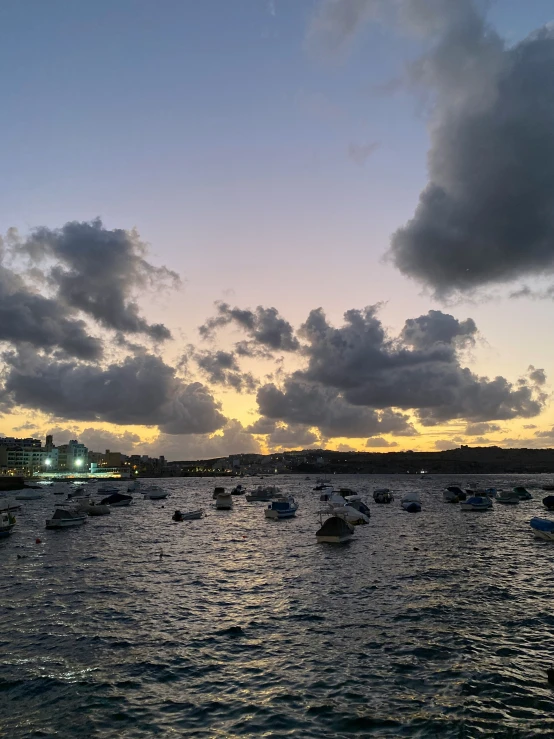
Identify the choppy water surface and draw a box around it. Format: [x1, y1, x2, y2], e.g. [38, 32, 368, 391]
[2, 474, 554, 738]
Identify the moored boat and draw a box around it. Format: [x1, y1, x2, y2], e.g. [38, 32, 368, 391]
[460, 495, 493, 511]
[316, 516, 354, 543]
[231, 484, 246, 495]
[172, 509, 204, 521]
[0, 511, 16, 537]
[15, 489, 43, 501]
[319, 490, 370, 524]
[446, 486, 467, 501]
[98, 485, 120, 495]
[215, 491, 233, 510]
[45, 507, 87, 529]
[543, 495, 554, 511]
[76, 499, 111, 515]
[513, 486, 532, 501]
[246, 485, 280, 502]
[530, 517, 554, 541]
[143, 485, 169, 500]
[265, 495, 298, 520]
[444, 489, 459, 503]
[100, 492, 132, 507]
[373, 488, 394, 504]
[401, 492, 421, 512]
[496, 491, 520, 505]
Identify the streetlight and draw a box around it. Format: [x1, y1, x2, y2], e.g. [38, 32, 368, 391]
[45, 459, 51, 467]
[75, 458, 83, 468]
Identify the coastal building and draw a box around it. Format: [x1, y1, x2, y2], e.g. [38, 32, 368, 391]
[56, 440, 88, 471]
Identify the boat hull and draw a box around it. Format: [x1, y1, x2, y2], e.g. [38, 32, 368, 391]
[316, 534, 353, 543]
[0, 527, 14, 538]
[532, 530, 554, 541]
[110, 500, 132, 507]
[264, 509, 297, 519]
[46, 517, 87, 529]
[460, 504, 492, 511]
[401, 502, 421, 512]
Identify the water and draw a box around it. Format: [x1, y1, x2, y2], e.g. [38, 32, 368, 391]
[2, 474, 554, 738]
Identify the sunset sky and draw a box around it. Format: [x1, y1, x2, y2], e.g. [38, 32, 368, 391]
[1, 0, 554, 458]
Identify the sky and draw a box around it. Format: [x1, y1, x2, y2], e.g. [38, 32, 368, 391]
[1, 0, 554, 458]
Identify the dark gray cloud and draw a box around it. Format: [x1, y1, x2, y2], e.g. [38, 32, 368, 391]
[257, 377, 416, 438]
[16, 219, 179, 340]
[388, 10, 554, 295]
[293, 306, 545, 425]
[464, 422, 501, 436]
[366, 436, 398, 448]
[193, 349, 258, 392]
[268, 424, 320, 449]
[200, 302, 299, 352]
[246, 417, 279, 435]
[0, 263, 102, 360]
[528, 365, 547, 386]
[401, 310, 477, 350]
[1, 350, 226, 435]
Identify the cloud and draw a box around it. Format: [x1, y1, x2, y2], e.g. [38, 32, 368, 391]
[267, 423, 320, 450]
[296, 306, 545, 425]
[435, 440, 459, 451]
[401, 310, 477, 350]
[193, 349, 258, 392]
[464, 422, 502, 435]
[16, 219, 179, 340]
[524, 424, 537, 430]
[528, 365, 547, 385]
[1, 350, 226, 435]
[200, 302, 299, 353]
[366, 436, 398, 448]
[386, 7, 554, 296]
[0, 260, 102, 360]
[257, 377, 416, 438]
[348, 141, 379, 165]
[136, 419, 262, 459]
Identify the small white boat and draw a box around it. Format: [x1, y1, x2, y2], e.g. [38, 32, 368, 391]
[530, 517, 554, 541]
[45, 507, 87, 529]
[143, 485, 169, 500]
[15, 489, 43, 501]
[496, 491, 520, 505]
[443, 489, 460, 503]
[265, 495, 298, 519]
[319, 490, 370, 524]
[246, 485, 280, 502]
[215, 491, 233, 510]
[0, 511, 16, 537]
[316, 516, 354, 543]
[172, 509, 204, 521]
[460, 495, 493, 511]
[401, 492, 421, 512]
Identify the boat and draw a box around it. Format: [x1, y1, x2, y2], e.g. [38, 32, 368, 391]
[265, 495, 299, 519]
[373, 489, 394, 504]
[543, 495, 554, 511]
[98, 485, 120, 495]
[76, 499, 111, 516]
[313, 478, 332, 491]
[212, 486, 225, 500]
[542, 484, 554, 491]
[319, 490, 370, 524]
[143, 485, 169, 500]
[496, 491, 520, 505]
[215, 491, 233, 510]
[0, 511, 16, 537]
[513, 486, 532, 501]
[530, 517, 554, 541]
[231, 484, 246, 495]
[460, 495, 493, 511]
[67, 487, 87, 499]
[99, 492, 133, 507]
[127, 480, 141, 492]
[245, 485, 280, 502]
[14, 489, 43, 500]
[443, 489, 460, 503]
[172, 509, 204, 521]
[446, 486, 467, 501]
[316, 516, 354, 543]
[401, 492, 421, 512]
[0, 498, 21, 512]
[45, 507, 87, 529]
